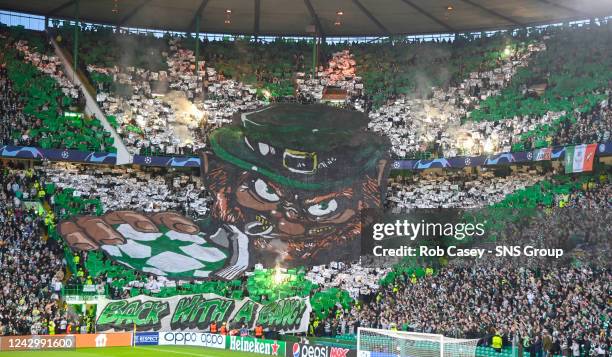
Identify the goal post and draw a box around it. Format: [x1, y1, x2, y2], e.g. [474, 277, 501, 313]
[357, 327, 479, 357]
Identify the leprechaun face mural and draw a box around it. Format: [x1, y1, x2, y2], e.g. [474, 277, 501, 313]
[59, 104, 390, 280]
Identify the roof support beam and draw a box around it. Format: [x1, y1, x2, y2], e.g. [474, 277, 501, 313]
[118, 0, 152, 27]
[534, 0, 594, 19]
[254, 0, 261, 37]
[352, 0, 390, 35]
[304, 0, 324, 36]
[457, 0, 523, 26]
[73, 0, 79, 79]
[195, 14, 200, 72]
[399, 0, 455, 33]
[188, 0, 210, 33]
[46, 0, 77, 17]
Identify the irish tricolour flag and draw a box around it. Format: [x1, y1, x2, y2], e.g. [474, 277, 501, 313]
[565, 144, 597, 173]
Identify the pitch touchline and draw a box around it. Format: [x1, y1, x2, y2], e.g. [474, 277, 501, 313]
[134, 346, 219, 357]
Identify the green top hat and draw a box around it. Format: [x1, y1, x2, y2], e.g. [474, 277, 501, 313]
[209, 104, 390, 190]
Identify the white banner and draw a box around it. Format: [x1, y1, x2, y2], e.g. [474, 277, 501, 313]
[82, 285, 97, 293]
[158, 332, 225, 348]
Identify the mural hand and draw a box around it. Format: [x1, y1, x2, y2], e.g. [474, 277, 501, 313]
[58, 211, 230, 278]
[58, 215, 126, 250]
[58, 211, 160, 251]
[58, 220, 100, 251]
[103, 210, 159, 233]
[150, 212, 199, 234]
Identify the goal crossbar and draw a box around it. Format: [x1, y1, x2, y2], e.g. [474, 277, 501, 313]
[357, 327, 479, 357]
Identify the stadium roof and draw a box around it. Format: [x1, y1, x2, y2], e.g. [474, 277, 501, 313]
[1, 0, 611, 37]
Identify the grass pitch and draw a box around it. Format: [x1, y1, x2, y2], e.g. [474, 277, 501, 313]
[0, 346, 265, 357]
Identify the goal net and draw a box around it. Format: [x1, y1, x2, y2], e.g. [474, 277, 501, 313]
[357, 327, 479, 357]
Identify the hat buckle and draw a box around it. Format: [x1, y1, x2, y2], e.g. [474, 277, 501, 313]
[283, 149, 317, 174]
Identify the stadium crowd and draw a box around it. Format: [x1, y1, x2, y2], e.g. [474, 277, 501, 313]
[0, 26, 112, 152]
[314, 174, 611, 356]
[0, 157, 610, 354]
[296, 50, 365, 107]
[305, 260, 391, 299]
[0, 17, 610, 357]
[3, 22, 609, 160]
[346, 262, 610, 356]
[386, 170, 547, 209]
[0, 166, 67, 335]
[90, 37, 264, 155]
[0, 63, 33, 146]
[367, 39, 547, 158]
[42, 162, 212, 218]
[556, 97, 612, 148]
[15, 39, 81, 102]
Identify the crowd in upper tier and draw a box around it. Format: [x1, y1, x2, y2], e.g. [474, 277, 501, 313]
[5, 20, 597, 159]
[367, 26, 612, 158]
[0, 25, 114, 152]
[0, 22, 610, 159]
[87, 37, 264, 155]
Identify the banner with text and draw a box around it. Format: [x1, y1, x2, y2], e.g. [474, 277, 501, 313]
[96, 293, 311, 334]
[227, 336, 286, 356]
[291, 342, 357, 357]
[159, 331, 225, 348]
[134, 332, 159, 346]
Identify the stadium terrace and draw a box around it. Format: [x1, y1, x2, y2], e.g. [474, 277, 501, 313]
[0, 1, 611, 357]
